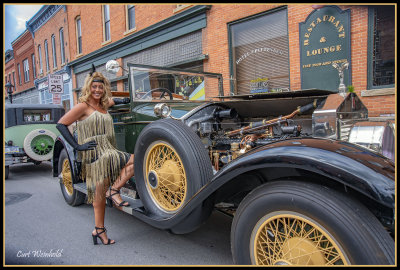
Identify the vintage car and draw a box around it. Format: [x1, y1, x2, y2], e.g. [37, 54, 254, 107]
[53, 61, 395, 265]
[5, 104, 64, 179]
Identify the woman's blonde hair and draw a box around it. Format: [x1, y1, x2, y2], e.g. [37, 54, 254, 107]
[79, 71, 111, 109]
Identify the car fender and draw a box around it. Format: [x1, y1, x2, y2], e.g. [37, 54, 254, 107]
[131, 138, 395, 230]
[208, 138, 395, 208]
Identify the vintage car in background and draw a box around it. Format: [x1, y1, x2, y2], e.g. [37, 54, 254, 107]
[53, 61, 395, 265]
[5, 104, 64, 179]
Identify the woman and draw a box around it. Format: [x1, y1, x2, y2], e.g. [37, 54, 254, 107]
[56, 71, 133, 245]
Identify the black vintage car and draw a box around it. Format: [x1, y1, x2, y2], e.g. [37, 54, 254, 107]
[52, 61, 395, 265]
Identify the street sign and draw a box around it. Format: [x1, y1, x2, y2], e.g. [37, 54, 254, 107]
[53, 93, 61, 104]
[48, 74, 64, 94]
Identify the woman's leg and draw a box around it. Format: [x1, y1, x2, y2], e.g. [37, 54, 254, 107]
[107, 154, 134, 206]
[92, 180, 115, 244]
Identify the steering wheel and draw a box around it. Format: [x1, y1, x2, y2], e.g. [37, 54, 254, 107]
[140, 88, 173, 100]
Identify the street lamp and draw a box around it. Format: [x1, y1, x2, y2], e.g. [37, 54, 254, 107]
[5, 81, 14, 104]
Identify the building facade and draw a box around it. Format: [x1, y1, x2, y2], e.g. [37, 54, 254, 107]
[5, 4, 396, 118]
[5, 50, 16, 102]
[66, 4, 207, 102]
[26, 5, 73, 110]
[7, 30, 37, 104]
[64, 4, 395, 118]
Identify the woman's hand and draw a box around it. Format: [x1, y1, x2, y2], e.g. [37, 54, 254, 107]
[76, 140, 97, 151]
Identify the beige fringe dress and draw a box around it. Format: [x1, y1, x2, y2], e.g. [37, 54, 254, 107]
[77, 109, 131, 203]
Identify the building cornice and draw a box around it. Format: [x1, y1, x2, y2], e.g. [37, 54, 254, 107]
[26, 5, 64, 37]
[10, 29, 30, 47]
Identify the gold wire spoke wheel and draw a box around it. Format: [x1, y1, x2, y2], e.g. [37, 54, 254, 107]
[145, 141, 187, 213]
[61, 159, 74, 196]
[251, 212, 349, 266]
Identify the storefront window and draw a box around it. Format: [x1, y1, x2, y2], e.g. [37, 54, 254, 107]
[229, 8, 290, 95]
[368, 5, 395, 88]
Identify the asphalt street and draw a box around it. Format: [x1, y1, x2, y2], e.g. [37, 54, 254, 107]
[4, 162, 234, 266]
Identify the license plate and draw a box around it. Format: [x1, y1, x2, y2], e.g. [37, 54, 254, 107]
[5, 146, 20, 154]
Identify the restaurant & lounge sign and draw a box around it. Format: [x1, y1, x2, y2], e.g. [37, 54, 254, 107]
[299, 5, 351, 91]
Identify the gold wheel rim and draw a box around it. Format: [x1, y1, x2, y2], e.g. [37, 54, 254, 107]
[145, 141, 187, 213]
[251, 212, 349, 265]
[61, 159, 74, 196]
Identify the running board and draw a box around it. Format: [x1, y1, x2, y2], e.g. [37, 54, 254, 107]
[72, 182, 144, 214]
[58, 176, 175, 227]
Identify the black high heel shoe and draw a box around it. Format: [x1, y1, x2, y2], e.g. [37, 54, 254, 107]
[106, 188, 130, 207]
[92, 226, 115, 245]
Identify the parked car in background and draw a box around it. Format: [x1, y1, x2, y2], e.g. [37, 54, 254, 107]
[5, 104, 65, 179]
[53, 61, 395, 266]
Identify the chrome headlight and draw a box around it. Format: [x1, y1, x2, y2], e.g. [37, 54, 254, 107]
[154, 103, 171, 118]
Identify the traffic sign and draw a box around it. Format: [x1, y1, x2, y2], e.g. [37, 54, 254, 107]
[48, 74, 64, 94]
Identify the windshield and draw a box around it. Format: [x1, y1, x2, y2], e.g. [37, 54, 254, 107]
[128, 64, 223, 101]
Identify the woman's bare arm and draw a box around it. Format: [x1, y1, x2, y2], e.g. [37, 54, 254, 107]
[57, 102, 88, 126]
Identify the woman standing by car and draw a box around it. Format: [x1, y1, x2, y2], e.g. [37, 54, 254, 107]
[56, 70, 133, 245]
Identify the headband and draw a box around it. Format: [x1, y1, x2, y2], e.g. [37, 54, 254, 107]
[92, 77, 104, 83]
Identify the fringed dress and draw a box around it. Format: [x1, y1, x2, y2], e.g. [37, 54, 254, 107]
[77, 109, 131, 203]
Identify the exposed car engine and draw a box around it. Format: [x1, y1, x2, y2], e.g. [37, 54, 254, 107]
[178, 92, 395, 172]
[182, 98, 324, 171]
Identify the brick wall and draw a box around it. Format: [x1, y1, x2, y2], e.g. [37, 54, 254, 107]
[11, 31, 35, 93]
[34, 7, 69, 80]
[203, 4, 282, 97]
[64, 4, 394, 116]
[5, 58, 15, 85]
[66, 4, 182, 96]
[5, 57, 15, 99]
[66, 4, 179, 63]
[204, 4, 395, 116]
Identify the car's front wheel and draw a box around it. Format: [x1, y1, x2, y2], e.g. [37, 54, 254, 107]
[58, 149, 85, 206]
[231, 181, 395, 265]
[134, 119, 213, 220]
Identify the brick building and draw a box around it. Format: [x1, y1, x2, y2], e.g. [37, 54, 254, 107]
[67, 4, 208, 102]
[7, 29, 37, 104]
[205, 4, 395, 117]
[65, 4, 395, 118]
[26, 5, 73, 110]
[5, 4, 395, 117]
[5, 50, 16, 102]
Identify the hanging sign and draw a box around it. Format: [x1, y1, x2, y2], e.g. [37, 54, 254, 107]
[48, 74, 64, 94]
[299, 5, 351, 91]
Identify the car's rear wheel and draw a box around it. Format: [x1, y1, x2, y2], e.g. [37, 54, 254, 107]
[24, 129, 57, 161]
[134, 119, 213, 220]
[58, 149, 85, 206]
[231, 181, 395, 265]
